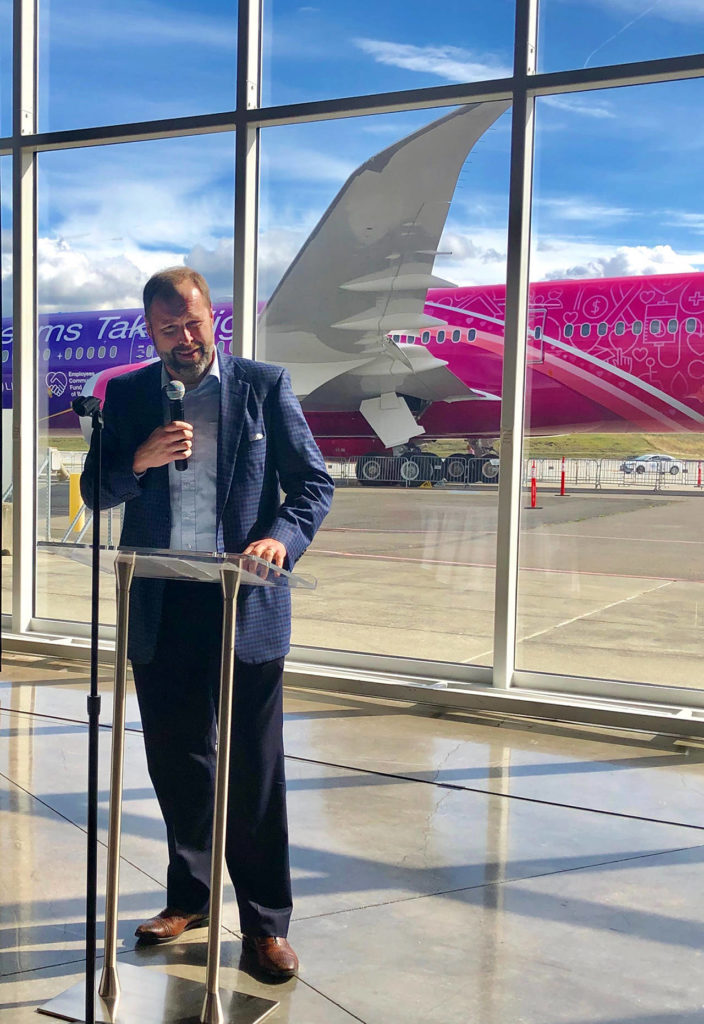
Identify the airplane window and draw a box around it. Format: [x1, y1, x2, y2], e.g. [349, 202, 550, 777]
[42, 349, 49, 361]
[650, 319, 662, 334]
[534, 326, 542, 340]
[421, 331, 430, 344]
[147, 345, 154, 356]
[686, 318, 698, 333]
[615, 322, 625, 335]
[87, 347, 95, 358]
[452, 329, 461, 343]
[75, 347, 84, 360]
[563, 324, 574, 338]
[668, 318, 678, 333]
[468, 328, 476, 341]
[64, 348, 73, 359]
[2, 350, 9, 363]
[217, 341, 225, 352]
[437, 330, 445, 343]
[597, 322, 607, 336]
[633, 320, 643, 334]
[580, 324, 590, 337]
[98, 346, 106, 358]
[109, 345, 118, 358]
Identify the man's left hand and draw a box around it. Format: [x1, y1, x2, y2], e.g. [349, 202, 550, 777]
[243, 538, 287, 568]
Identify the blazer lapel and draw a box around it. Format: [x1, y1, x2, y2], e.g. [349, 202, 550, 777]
[139, 361, 166, 438]
[139, 361, 171, 521]
[217, 355, 249, 524]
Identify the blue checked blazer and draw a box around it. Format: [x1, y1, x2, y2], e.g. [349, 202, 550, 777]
[81, 354, 334, 664]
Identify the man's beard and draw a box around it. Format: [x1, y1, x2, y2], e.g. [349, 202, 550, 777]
[162, 345, 214, 384]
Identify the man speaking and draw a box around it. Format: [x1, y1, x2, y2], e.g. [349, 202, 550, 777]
[81, 267, 333, 978]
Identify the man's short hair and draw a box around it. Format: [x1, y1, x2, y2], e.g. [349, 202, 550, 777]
[143, 267, 212, 319]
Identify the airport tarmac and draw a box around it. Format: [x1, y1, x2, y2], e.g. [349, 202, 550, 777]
[5, 483, 704, 696]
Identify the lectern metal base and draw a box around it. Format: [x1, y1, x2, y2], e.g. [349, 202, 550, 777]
[37, 963, 279, 1024]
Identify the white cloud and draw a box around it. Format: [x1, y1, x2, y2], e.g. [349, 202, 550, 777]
[354, 38, 511, 83]
[434, 227, 508, 286]
[35, 237, 147, 312]
[665, 211, 704, 234]
[539, 243, 704, 282]
[537, 197, 634, 222]
[47, 0, 236, 51]
[541, 95, 616, 120]
[187, 222, 319, 302]
[262, 145, 356, 185]
[186, 240, 234, 301]
[434, 222, 704, 286]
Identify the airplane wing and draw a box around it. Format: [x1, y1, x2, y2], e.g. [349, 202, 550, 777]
[258, 100, 510, 441]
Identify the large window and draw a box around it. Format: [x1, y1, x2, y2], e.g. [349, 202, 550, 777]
[516, 79, 704, 695]
[259, 108, 510, 665]
[538, 0, 704, 71]
[34, 134, 235, 627]
[37, 0, 239, 131]
[262, 1, 516, 106]
[4, 0, 704, 723]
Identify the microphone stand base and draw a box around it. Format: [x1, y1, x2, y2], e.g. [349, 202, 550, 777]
[38, 963, 278, 1023]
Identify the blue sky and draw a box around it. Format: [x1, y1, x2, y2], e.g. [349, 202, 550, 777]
[1, 0, 704, 312]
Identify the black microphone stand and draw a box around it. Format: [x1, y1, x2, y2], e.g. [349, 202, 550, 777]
[72, 395, 104, 1024]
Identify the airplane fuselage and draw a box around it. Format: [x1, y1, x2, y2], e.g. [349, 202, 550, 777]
[3, 271, 704, 454]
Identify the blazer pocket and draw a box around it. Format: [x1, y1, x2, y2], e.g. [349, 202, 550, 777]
[244, 432, 267, 478]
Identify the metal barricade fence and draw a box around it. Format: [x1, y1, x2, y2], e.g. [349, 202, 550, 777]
[32, 451, 704, 543]
[522, 457, 601, 489]
[600, 457, 701, 490]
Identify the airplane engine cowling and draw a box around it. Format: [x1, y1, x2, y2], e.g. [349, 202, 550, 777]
[78, 360, 155, 441]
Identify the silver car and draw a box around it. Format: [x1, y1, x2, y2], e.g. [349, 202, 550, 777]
[620, 454, 687, 475]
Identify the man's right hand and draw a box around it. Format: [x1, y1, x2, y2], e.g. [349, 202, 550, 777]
[132, 421, 193, 475]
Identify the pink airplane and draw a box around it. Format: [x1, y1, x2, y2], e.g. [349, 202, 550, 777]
[7, 102, 703, 485]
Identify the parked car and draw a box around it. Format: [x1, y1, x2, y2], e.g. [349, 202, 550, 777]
[619, 454, 687, 475]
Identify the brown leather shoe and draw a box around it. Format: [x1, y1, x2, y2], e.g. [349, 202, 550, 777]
[135, 907, 208, 944]
[243, 935, 299, 978]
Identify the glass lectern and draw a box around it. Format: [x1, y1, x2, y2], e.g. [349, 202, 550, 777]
[40, 546, 316, 1024]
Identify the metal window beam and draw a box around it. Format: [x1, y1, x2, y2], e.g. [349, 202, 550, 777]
[231, 0, 262, 362]
[492, 0, 538, 690]
[11, 0, 37, 636]
[3, 50, 704, 158]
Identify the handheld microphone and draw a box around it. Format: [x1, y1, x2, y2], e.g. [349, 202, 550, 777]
[72, 396, 103, 418]
[164, 380, 188, 471]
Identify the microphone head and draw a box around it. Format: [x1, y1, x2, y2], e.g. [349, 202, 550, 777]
[72, 396, 102, 417]
[164, 379, 186, 402]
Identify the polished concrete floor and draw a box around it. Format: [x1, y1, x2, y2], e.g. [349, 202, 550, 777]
[3, 654, 704, 1022]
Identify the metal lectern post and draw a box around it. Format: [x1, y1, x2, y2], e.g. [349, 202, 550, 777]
[99, 552, 136, 1018]
[200, 568, 241, 1024]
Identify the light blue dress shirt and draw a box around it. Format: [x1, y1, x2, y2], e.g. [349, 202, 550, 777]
[162, 360, 221, 553]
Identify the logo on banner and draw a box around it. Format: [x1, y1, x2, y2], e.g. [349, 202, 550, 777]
[46, 372, 68, 398]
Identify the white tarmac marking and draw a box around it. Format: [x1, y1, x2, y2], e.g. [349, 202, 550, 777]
[535, 532, 704, 546]
[465, 579, 676, 664]
[312, 548, 704, 585]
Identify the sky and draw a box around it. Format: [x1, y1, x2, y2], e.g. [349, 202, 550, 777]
[1, 0, 704, 312]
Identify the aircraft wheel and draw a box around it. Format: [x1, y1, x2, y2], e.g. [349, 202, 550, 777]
[424, 453, 444, 484]
[399, 456, 424, 487]
[480, 458, 500, 482]
[356, 453, 386, 485]
[443, 453, 472, 484]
